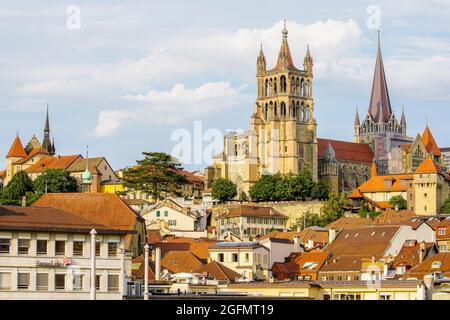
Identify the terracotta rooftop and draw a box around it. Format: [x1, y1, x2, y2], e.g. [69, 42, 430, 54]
[6, 135, 27, 158]
[13, 148, 49, 165]
[317, 138, 374, 163]
[326, 216, 374, 230]
[325, 225, 401, 257]
[257, 230, 301, 242]
[348, 173, 413, 196]
[160, 251, 204, 274]
[177, 169, 204, 184]
[194, 261, 241, 282]
[272, 251, 330, 278]
[32, 193, 143, 249]
[392, 241, 436, 270]
[422, 126, 441, 156]
[25, 155, 81, 173]
[405, 252, 450, 279]
[375, 209, 417, 225]
[0, 205, 131, 234]
[415, 157, 439, 174]
[153, 236, 218, 261]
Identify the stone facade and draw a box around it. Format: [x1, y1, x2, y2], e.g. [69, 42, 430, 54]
[206, 24, 374, 195]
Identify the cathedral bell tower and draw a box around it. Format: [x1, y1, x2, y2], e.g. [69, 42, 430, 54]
[253, 20, 318, 180]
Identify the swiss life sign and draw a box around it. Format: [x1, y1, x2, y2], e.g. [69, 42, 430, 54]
[36, 258, 72, 268]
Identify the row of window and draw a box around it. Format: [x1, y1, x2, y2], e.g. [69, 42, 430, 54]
[0, 238, 119, 257]
[262, 77, 311, 97]
[246, 217, 285, 225]
[0, 272, 119, 292]
[320, 275, 360, 281]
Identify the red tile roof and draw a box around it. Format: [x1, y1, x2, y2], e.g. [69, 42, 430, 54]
[422, 126, 441, 156]
[6, 136, 27, 158]
[405, 252, 450, 279]
[194, 261, 241, 282]
[32, 193, 144, 250]
[13, 148, 50, 165]
[0, 205, 131, 234]
[326, 216, 374, 230]
[317, 138, 374, 163]
[25, 155, 81, 173]
[415, 157, 439, 174]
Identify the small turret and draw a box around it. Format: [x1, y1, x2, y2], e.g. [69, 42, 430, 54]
[303, 44, 313, 74]
[257, 44, 266, 76]
[371, 160, 378, 177]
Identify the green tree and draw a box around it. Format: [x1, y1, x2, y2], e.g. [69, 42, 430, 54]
[311, 181, 329, 200]
[249, 174, 281, 201]
[211, 178, 237, 202]
[320, 193, 349, 225]
[4, 171, 34, 201]
[389, 195, 407, 210]
[122, 152, 188, 200]
[295, 168, 315, 200]
[33, 169, 78, 193]
[292, 210, 324, 229]
[239, 190, 248, 202]
[441, 198, 450, 214]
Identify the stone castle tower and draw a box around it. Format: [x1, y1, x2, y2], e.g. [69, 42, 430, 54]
[206, 22, 318, 194]
[354, 31, 412, 174]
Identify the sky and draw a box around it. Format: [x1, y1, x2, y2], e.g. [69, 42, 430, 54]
[1, 0, 450, 171]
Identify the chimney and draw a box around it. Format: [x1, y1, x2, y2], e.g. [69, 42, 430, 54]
[293, 235, 301, 252]
[307, 239, 314, 249]
[371, 255, 376, 263]
[423, 274, 434, 300]
[155, 247, 161, 281]
[21, 196, 27, 207]
[328, 229, 336, 244]
[419, 241, 426, 263]
[395, 205, 399, 212]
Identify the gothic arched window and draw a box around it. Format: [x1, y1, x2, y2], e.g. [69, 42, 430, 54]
[273, 78, 277, 95]
[265, 79, 269, 97]
[300, 78, 304, 96]
[280, 75, 287, 93]
[305, 80, 311, 97]
[281, 102, 286, 118]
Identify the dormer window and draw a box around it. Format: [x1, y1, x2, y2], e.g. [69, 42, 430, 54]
[431, 261, 442, 269]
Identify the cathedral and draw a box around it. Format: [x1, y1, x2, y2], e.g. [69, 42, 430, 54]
[205, 23, 374, 195]
[354, 31, 413, 174]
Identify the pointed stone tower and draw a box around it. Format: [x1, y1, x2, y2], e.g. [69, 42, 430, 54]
[42, 105, 55, 155]
[253, 20, 317, 180]
[354, 31, 412, 174]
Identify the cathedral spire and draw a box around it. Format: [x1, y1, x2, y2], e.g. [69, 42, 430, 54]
[354, 106, 360, 126]
[275, 20, 295, 70]
[368, 30, 392, 123]
[42, 104, 55, 155]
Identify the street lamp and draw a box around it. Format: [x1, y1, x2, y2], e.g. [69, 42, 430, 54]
[144, 243, 150, 300]
[90, 228, 97, 300]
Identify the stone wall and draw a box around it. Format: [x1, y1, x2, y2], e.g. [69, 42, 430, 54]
[211, 200, 325, 229]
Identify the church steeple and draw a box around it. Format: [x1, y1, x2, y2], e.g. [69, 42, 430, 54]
[354, 106, 360, 126]
[42, 104, 55, 155]
[368, 30, 392, 123]
[274, 20, 296, 70]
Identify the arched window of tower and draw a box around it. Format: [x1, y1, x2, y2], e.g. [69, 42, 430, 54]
[300, 78, 304, 96]
[280, 75, 287, 93]
[273, 78, 277, 95]
[265, 79, 269, 97]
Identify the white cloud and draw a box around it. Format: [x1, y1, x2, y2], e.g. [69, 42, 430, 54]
[93, 81, 251, 136]
[93, 110, 134, 137]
